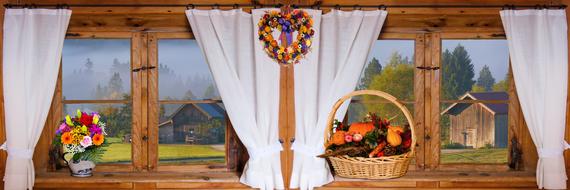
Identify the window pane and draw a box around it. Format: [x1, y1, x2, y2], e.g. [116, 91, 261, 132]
[64, 103, 132, 164]
[157, 39, 226, 165]
[158, 103, 226, 164]
[356, 40, 415, 101]
[440, 40, 509, 164]
[349, 39, 415, 131]
[158, 40, 220, 100]
[62, 39, 131, 100]
[441, 40, 510, 100]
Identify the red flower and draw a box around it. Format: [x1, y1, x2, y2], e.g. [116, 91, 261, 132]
[79, 113, 93, 126]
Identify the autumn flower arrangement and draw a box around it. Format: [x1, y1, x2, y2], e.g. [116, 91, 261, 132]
[320, 113, 412, 158]
[258, 9, 315, 65]
[53, 110, 107, 162]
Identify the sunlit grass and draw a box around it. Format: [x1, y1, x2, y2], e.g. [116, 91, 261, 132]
[441, 148, 507, 164]
[99, 138, 225, 163]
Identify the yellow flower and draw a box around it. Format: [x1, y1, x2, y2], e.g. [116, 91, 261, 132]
[65, 115, 74, 126]
[306, 40, 311, 47]
[81, 125, 88, 133]
[76, 109, 82, 118]
[93, 114, 99, 124]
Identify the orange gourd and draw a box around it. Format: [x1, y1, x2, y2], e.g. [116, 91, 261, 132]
[348, 122, 375, 135]
[387, 128, 402, 146]
[331, 131, 347, 146]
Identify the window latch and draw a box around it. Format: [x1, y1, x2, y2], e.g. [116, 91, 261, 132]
[132, 66, 156, 72]
[416, 66, 440, 70]
[142, 135, 148, 141]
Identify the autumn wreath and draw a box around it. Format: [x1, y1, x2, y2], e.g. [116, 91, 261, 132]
[258, 10, 315, 65]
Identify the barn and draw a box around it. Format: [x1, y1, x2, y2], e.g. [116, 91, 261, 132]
[441, 92, 508, 148]
[158, 103, 226, 144]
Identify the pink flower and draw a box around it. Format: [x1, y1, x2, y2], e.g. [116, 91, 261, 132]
[344, 135, 353, 143]
[59, 123, 67, 131]
[80, 136, 92, 148]
[353, 134, 363, 142]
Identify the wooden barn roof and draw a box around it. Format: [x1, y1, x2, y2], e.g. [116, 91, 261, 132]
[441, 91, 508, 116]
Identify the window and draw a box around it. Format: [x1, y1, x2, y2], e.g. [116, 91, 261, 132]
[62, 39, 132, 164]
[156, 39, 226, 165]
[439, 40, 510, 164]
[54, 34, 235, 172]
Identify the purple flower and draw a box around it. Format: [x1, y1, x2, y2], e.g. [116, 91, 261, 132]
[88, 125, 102, 135]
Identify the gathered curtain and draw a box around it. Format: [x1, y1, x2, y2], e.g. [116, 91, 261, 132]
[290, 10, 387, 190]
[500, 9, 568, 189]
[1, 8, 71, 190]
[186, 9, 283, 190]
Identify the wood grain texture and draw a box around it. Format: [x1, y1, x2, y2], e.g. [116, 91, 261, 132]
[413, 34, 426, 170]
[321, 171, 537, 189]
[423, 33, 433, 170]
[131, 32, 144, 171]
[429, 33, 441, 170]
[147, 33, 158, 171]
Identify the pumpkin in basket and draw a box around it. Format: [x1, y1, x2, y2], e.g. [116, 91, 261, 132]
[348, 122, 374, 135]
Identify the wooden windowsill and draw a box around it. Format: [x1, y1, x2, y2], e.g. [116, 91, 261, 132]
[34, 171, 247, 189]
[34, 170, 536, 189]
[322, 171, 537, 189]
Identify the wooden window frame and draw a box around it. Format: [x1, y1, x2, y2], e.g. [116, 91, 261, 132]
[41, 31, 244, 174]
[425, 33, 534, 172]
[349, 32, 533, 172]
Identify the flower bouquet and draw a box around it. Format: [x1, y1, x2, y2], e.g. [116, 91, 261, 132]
[321, 90, 415, 179]
[52, 109, 107, 177]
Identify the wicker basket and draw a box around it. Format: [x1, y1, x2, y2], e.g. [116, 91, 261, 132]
[324, 90, 416, 179]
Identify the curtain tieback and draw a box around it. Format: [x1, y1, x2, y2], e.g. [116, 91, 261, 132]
[0, 142, 33, 159]
[291, 142, 322, 157]
[249, 142, 283, 160]
[538, 141, 570, 158]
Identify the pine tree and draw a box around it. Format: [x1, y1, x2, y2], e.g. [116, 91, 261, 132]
[476, 65, 495, 92]
[203, 84, 218, 99]
[357, 57, 382, 90]
[441, 44, 475, 99]
[183, 89, 196, 100]
[85, 58, 94, 73]
[108, 73, 124, 99]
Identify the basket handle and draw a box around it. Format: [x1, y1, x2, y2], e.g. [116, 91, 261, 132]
[323, 90, 416, 155]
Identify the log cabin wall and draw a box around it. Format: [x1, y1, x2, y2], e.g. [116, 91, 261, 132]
[0, 0, 569, 189]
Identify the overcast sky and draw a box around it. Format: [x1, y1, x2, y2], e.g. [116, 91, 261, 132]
[367, 40, 510, 80]
[63, 39, 510, 93]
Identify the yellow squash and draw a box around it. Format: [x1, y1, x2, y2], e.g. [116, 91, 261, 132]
[387, 128, 402, 146]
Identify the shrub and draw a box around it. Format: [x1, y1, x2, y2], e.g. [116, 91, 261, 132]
[442, 142, 465, 149]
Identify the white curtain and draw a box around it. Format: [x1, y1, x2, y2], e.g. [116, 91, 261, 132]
[290, 10, 387, 190]
[186, 9, 283, 190]
[1, 8, 71, 190]
[500, 9, 568, 189]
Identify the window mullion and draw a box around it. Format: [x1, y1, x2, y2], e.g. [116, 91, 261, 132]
[147, 33, 159, 171]
[131, 32, 146, 171]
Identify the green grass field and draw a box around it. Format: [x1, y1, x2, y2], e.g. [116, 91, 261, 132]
[440, 148, 507, 164]
[99, 138, 225, 163]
